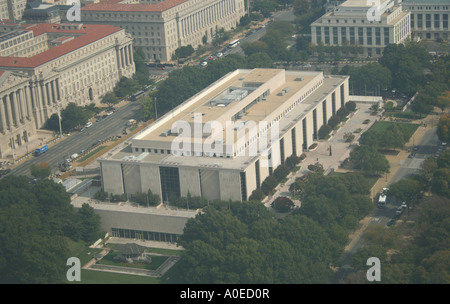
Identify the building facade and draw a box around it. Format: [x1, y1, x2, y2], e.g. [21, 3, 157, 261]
[402, 0, 450, 41]
[99, 68, 349, 203]
[311, 0, 411, 57]
[74, 0, 246, 62]
[0, 0, 28, 21]
[0, 22, 135, 158]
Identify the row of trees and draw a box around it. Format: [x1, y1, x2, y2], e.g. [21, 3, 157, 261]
[0, 175, 103, 283]
[45, 102, 100, 133]
[172, 168, 374, 283]
[318, 101, 356, 139]
[241, 21, 297, 63]
[346, 152, 450, 283]
[249, 154, 302, 201]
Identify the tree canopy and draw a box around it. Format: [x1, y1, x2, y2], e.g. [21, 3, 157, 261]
[0, 176, 103, 283]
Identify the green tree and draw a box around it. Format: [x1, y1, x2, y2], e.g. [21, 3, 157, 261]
[246, 52, 275, 69]
[31, 162, 51, 179]
[78, 203, 103, 243]
[272, 196, 294, 212]
[61, 102, 88, 131]
[336, 107, 350, 120]
[420, 157, 438, 182]
[328, 115, 341, 129]
[437, 114, 450, 143]
[318, 124, 332, 139]
[273, 164, 290, 182]
[174, 45, 194, 59]
[388, 177, 422, 205]
[437, 150, 450, 169]
[0, 175, 81, 283]
[261, 175, 278, 195]
[349, 145, 390, 175]
[285, 154, 300, 171]
[379, 42, 430, 94]
[431, 168, 450, 198]
[345, 101, 357, 112]
[249, 188, 265, 201]
[101, 92, 118, 108]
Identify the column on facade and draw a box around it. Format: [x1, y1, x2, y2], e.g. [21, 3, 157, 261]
[55, 79, 61, 101]
[33, 81, 43, 127]
[15, 91, 23, 122]
[52, 80, 58, 104]
[24, 85, 32, 121]
[10, 92, 19, 126]
[125, 46, 130, 66]
[18, 88, 27, 121]
[41, 81, 48, 107]
[0, 96, 7, 132]
[128, 44, 133, 65]
[120, 48, 125, 68]
[5, 94, 13, 130]
[49, 82, 54, 104]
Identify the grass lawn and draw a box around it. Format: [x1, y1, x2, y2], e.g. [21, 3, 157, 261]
[66, 240, 184, 284]
[329, 171, 379, 189]
[74, 269, 162, 284]
[77, 146, 107, 163]
[98, 252, 167, 270]
[384, 111, 423, 120]
[66, 238, 103, 266]
[367, 121, 419, 141]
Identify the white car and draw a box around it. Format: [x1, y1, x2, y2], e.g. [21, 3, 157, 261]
[200, 61, 208, 67]
[401, 202, 407, 209]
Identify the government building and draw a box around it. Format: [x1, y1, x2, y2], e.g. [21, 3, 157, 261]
[0, 22, 135, 159]
[311, 0, 411, 57]
[74, 0, 246, 62]
[98, 68, 349, 203]
[402, 0, 450, 41]
[0, 0, 28, 22]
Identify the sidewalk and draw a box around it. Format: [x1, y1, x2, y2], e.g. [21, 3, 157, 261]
[263, 102, 379, 207]
[343, 111, 437, 254]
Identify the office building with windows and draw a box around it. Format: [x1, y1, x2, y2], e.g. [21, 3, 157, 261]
[99, 68, 349, 203]
[311, 0, 411, 57]
[0, 22, 135, 158]
[0, 0, 28, 22]
[75, 0, 246, 62]
[402, 0, 450, 41]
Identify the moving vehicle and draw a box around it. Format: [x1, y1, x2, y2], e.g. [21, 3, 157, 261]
[228, 39, 240, 48]
[131, 90, 145, 101]
[377, 193, 387, 208]
[127, 119, 137, 127]
[34, 145, 48, 156]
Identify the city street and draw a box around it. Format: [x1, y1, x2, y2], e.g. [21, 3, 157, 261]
[4, 101, 143, 178]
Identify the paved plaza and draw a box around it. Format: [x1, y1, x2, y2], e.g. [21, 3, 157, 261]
[263, 101, 381, 207]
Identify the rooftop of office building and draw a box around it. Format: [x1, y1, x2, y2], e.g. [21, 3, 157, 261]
[100, 69, 348, 170]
